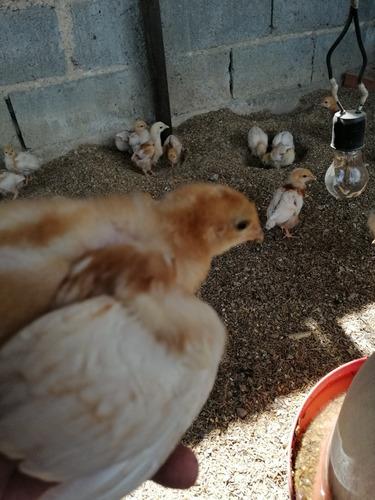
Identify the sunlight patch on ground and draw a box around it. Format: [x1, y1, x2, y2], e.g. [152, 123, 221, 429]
[337, 302, 375, 355]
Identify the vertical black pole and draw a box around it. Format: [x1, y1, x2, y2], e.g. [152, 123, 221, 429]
[139, 0, 172, 136]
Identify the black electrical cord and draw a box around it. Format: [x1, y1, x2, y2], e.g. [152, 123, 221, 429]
[326, 6, 354, 81]
[325, 1, 368, 109]
[352, 8, 368, 83]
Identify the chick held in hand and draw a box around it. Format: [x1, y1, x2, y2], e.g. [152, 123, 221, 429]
[0, 183, 263, 346]
[265, 167, 316, 238]
[0, 183, 263, 500]
[3, 144, 41, 182]
[131, 121, 169, 175]
[0, 172, 25, 199]
[248, 126, 268, 158]
[163, 134, 186, 167]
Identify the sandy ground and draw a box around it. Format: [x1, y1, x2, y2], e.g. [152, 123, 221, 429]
[4, 88, 375, 499]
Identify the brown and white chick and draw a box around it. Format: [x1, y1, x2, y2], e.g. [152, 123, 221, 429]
[0, 171, 25, 199]
[115, 120, 150, 153]
[0, 183, 263, 343]
[128, 120, 150, 152]
[265, 168, 316, 238]
[248, 126, 268, 158]
[0, 184, 263, 500]
[131, 121, 169, 174]
[163, 134, 186, 167]
[368, 210, 375, 244]
[321, 96, 339, 114]
[3, 144, 41, 182]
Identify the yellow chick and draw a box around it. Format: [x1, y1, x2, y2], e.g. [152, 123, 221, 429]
[321, 96, 339, 114]
[3, 144, 41, 181]
[0, 183, 263, 342]
[128, 120, 151, 152]
[266, 168, 316, 238]
[0, 184, 264, 499]
[131, 121, 169, 174]
[115, 120, 150, 153]
[248, 126, 268, 158]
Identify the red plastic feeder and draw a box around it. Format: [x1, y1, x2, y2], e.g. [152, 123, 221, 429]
[288, 357, 368, 499]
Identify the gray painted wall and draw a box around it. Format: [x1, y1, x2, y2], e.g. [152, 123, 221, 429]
[1, 0, 374, 160]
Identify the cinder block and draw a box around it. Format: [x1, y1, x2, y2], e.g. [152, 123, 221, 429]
[166, 50, 230, 116]
[0, 100, 18, 166]
[0, 5, 66, 85]
[232, 36, 314, 99]
[273, 0, 375, 34]
[160, 0, 272, 53]
[9, 68, 153, 150]
[71, 0, 145, 70]
[312, 26, 374, 84]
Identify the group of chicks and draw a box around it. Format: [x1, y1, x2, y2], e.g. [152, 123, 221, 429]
[115, 119, 186, 175]
[0, 144, 42, 199]
[248, 126, 296, 169]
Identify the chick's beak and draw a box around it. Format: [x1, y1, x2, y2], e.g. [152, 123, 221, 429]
[252, 225, 264, 243]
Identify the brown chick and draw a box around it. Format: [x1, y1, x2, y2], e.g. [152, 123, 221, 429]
[321, 96, 339, 114]
[0, 183, 263, 344]
[163, 135, 186, 167]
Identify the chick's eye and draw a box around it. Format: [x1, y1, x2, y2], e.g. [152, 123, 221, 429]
[235, 220, 249, 231]
[303, 175, 307, 178]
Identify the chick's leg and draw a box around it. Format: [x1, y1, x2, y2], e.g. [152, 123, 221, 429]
[281, 225, 295, 239]
[12, 190, 18, 200]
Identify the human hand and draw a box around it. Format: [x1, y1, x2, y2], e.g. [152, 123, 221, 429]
[0, 444, 198, 499]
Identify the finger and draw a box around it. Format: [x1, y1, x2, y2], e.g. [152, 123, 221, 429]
[0, 454, 17, 497]
[152, 444, 198, 489]
[3, 470, 52, 500]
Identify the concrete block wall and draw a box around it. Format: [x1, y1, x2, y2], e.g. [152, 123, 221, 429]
[0, 0, 153, 159]
[161, 0, 375, 118]
[0, 0, 374, 159]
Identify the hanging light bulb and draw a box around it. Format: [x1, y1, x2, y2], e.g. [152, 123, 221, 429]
[325, 109, 368, 199]
[324, 0, 369, 200]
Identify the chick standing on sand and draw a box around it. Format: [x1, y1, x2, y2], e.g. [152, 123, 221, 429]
[248, 126, 268, 158]
[266, 167, 316, 238]
[163, 134, 186, 167]
[115, 120, 150, 153]
[0, 171, 25, 199]
[3, 144, 41, 182]
[131, 121, 169, 175]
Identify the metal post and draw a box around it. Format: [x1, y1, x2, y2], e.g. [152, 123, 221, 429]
[139, 0, 172, 136]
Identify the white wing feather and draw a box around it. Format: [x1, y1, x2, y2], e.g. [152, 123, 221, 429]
[115, 131, 130, 152]
[266, 189, 303, 229]
[272, 131, 294, 149]
[248, 126, 268, 155]
[164, 135, 182, 156]
[0, 292, 225, 500]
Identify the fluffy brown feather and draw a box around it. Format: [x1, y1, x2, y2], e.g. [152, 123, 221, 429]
[0, 183, 263, 344]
